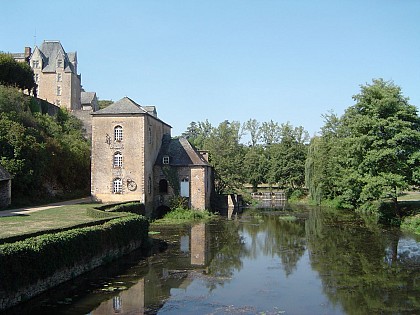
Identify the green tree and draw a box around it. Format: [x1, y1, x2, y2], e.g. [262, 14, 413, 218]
[0, 53, 36, 93]
[306, 79, 420, 212]
[267, 123, 309, 192]
[242, 118, 261, 147]
[204, 120, 245, 194]
[243, 145, 268, 192]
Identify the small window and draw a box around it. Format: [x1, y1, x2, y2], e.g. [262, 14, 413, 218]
[56, 99, 61, 106]
[114, 126, 123, 141]
[159, 179, 168, 193]
[34, 74, 39, 82]
[32, 60, 39, 69]
[56, 86, 61, 96]
[113, 152, 123, 168]
[57, 73, 62, 82]
[57, 59, 63, 68]
[113, 178, 123, 193]
[163, 156, 169, 164]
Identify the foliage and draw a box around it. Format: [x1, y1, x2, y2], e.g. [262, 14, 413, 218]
[0, 215, 149, 292]
[97, 99, 113, 110]
[0, 85, 90, 204]
[0, 53, 36, 93]
[306, 79, 420, 214]
[169, 195, 189, 209]
[400, 214, 420, 235]
[103, 201, 145, 215]
[152, 208, 215, 224]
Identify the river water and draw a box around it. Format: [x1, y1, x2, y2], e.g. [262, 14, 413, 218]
[5, 206, 420, 314]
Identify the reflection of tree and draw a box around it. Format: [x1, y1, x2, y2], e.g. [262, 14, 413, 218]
[205, 220, 248, 290]
[242, 213, 306, 277]
[306, 207, 420, 314]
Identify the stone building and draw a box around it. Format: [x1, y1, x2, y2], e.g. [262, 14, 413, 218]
[0, 165, 11, 208]
[90, 97, 213, 215]
[29, 40, 81, 110]
[81, 91, 99, 111]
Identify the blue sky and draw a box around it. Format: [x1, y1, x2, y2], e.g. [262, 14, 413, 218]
[2, 0, 420, 137]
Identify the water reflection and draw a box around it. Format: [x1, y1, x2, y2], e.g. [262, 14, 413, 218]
[5, 208, 420, 314]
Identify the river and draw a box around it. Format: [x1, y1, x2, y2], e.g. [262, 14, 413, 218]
[4, 206, 420, 314]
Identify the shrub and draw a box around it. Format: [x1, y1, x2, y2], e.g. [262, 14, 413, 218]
[401, 214, 420, 235]
[0, 215, 149, 292]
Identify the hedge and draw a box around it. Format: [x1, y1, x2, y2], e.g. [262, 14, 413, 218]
[95, 201, 145, 215]
[0, 215, 149, 292]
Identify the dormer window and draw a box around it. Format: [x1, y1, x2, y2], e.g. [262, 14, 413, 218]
[32, 60, 39, 69]
[57, 59, 63, 68]
[163, 156, 169, 164]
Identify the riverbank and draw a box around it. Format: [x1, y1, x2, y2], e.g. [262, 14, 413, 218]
[0, 203, 149, 311]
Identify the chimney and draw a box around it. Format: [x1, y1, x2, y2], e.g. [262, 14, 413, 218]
[198, 150, 209, 162]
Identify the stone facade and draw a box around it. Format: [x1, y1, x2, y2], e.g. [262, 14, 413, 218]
[91, 97, 213, 215]
[29, 41, 81, 110]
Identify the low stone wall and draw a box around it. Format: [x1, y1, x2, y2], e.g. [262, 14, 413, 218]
[0, 239, 143, 311]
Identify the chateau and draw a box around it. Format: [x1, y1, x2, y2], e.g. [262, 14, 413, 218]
[29, 41, 81, 110]
[91, 97, 213, 215]
[10, 41, 214, 214]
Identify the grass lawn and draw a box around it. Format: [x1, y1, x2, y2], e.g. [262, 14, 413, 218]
[0, 204, 124, 240]
[398, 191, 420, 201]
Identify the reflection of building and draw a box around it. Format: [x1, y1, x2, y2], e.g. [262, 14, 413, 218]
[91, 97, 213, 215]
[190, 223, 209, 266]
[92, 279, 145, 314]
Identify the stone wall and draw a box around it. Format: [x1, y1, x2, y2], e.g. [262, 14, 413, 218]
[0, 239, 143, 311]
[0, 180, 11, 208]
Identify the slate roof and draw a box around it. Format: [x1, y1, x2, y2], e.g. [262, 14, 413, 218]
[92, 97, 148, 115]
[81, 92, 96, 105]
[155, 135, 210, 167]
[37, 40, 76, 74]
[0, 165, 11, 181]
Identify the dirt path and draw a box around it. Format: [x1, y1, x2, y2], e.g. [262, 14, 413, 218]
[0, 197, 92, 217]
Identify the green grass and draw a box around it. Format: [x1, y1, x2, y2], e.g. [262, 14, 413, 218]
[278, 215, 297, 221]
[398, 191, 420, 201]
[151, 208, 216, 225]
[0, 204, 124, 241]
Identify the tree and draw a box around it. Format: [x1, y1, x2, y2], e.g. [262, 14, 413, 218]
[267, 123, 309, 192]
[243, 145, 268, 192]
[306, 79, 420, 212]
[260, 120, 281, 145]
[242, 118, 261, 147]
[204, 120, 245, 194]
[0, 53, 36, 93]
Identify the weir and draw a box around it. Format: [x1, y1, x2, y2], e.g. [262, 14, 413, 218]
[251, 192, 287, 209]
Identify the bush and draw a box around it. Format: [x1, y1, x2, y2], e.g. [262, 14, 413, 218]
[401, 214, 420, 235]
[153, 208, 215, 224]
[0, 215, 149, 292]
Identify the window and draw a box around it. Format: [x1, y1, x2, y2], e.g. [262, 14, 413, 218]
[113, 178, 122, 193]
[56, 99, 61, 106]
[56, 86, 61, 96]
[180, 177, 189, 197]
[114, 126, 123, 141]
[163, 156, 169, 164]
[57, 59, 63, 68]
[32, 60, 39, 68]
[34, 74, 39, 83]
[113, 151, 123, 168]
[159, 179, 168, 193]
[57, 73, 62, 82]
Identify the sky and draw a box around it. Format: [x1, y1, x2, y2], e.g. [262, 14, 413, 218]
[2, 0, 420, 138]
